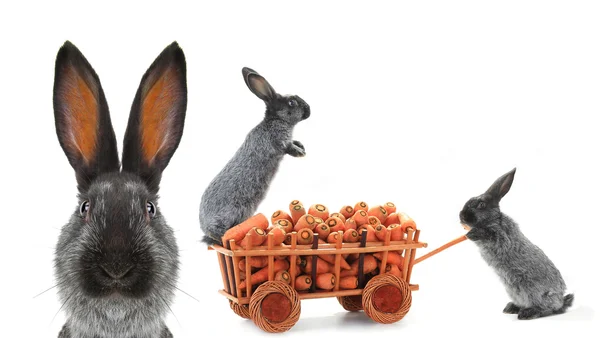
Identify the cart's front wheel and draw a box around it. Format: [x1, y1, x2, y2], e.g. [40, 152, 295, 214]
[229, 300, 250, 319]
[337, 296, 363, 312]
[362, 273, 412, 324]
[249, 281, 300, 333]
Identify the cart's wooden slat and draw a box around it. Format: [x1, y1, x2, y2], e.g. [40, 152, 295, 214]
[407, 229, 420, 284]
[244, 233, 253, 298]
[217, 252, 229, 293]
[213, 240, 428, 257]
[267, 233, 275, 281]
[402, 228, 414, 281]
[310, 235, 318, 293]
[289, 232, 298, 286]
[357, 230, 367, 289]
[379, 229, 391, 275]
[230, 241, 242, 298]
[223, 242, 426, 258]
[333, 231, 342, 291]
[224, 240, 236, 296]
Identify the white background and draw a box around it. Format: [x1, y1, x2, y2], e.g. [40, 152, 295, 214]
[1, 0, 598, 337]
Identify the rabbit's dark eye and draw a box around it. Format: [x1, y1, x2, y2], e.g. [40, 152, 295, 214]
[80, 201, 90, 217]
[147, 201, 156, 218]
[477, 201, 486, 209]
[288, 99, 297, 107]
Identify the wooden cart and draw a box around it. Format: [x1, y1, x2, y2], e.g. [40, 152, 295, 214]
[211, 227, 466, 333]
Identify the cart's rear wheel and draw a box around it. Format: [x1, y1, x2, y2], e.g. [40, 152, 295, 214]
[249, 281, 300, 333]
[337, 295, 363, 312]
[229, 300, 250, 319]
[363, 273, 412, 324]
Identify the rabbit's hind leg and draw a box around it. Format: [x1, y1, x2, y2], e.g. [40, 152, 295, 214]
[517, 306, 543, 320]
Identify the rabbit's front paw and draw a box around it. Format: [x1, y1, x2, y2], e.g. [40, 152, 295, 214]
[465, 228, 493, 242]
[286, 140, 306, 157]
[503, 302, 521, 314]
[518, 307, 542, 320]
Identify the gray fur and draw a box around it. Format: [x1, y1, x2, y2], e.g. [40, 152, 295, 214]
[460, 168, 573, 319]
[52, 41, 187, 337]
[199, 67, 310, 245]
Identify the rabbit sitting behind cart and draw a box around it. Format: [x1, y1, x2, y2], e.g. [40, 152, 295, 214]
[459, 168, 573, 320]
[199, 67, 310, 245]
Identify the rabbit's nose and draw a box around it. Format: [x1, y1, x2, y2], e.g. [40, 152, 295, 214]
[100, 264, 134, 280]
[302, 106, 311, 119]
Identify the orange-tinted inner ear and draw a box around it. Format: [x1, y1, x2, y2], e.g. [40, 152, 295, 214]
[140, 66, 179, 164]
[60, 66, 98, 165]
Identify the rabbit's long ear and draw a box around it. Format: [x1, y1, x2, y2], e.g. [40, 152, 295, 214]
[486, 168, 517, 202]
[242, 67, 276, 102]
[53, 41, 120, 191]
[121, 42, 187, 194]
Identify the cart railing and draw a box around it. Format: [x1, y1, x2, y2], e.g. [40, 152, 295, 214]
[212, 227, 432, 305]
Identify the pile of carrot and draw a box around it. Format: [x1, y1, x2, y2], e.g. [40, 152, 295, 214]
[220, 201, 417, 293]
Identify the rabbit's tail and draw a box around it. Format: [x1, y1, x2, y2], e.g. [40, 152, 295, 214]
[553, 294, 574, 315]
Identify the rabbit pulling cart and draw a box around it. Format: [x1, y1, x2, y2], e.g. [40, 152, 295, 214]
[210, 226, 467, 333]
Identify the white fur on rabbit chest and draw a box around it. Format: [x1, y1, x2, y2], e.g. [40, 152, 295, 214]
[68, 300, 165, 338]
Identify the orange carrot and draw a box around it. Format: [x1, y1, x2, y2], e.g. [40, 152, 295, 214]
[339, 276, 358, 289]
[325, 216, 345, 233]
[359, 225, 377, 242]
[345, 253, 360, 264]
[298, 256, 332, 274]
[388, 223, 403, 241]
[314, 217, 324, 225]
[284, 233, 292, 245]
[399, 212, 417, 233]
[343, 229, 359, 243]
[384, 213, 400, 226]
[344, 217, 357, 230]
[269, 226, 286, 246]
[275, 270, 291, 284]
[296, 228, 314, 245]
[238, 259, 290, 289]
[289, 200, 302, 208]
[290, 204, 306, 224]
[316, 273, 336, 290]
[374, 224, 388, 241]
[275, 219, 293, 233]
[238, 256, 269, 271]
[271, 210, 293, 225]
[354, 201, 368, 212]
[222, 213, 269, 244]
[374, 251, 404, 269]
[319, 253, 351, 270]
[353, 210, 369, 226]
[315, 223, 331, 240]
[329, 212, 346, 223]
[368, 215, 381, 227]
[385, 264, 402, 278]
[383, 202, 397, 215]
[340, 205, 355, 219]
[294, 214, 317, 231]
[368, 205, 388, 224]
[327, 231, 341, 244]
[308, 204, 329, 220]
[340, 254, 378, 277]
[240, 227, 268, 248]
[295, 275, 312, 291]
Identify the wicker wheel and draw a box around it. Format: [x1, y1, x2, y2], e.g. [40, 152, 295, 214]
[229, 300, 250, 319]
[363, 273, 412, 324]
[337, 295, 363, 312]
[249, 281, 301, 333]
